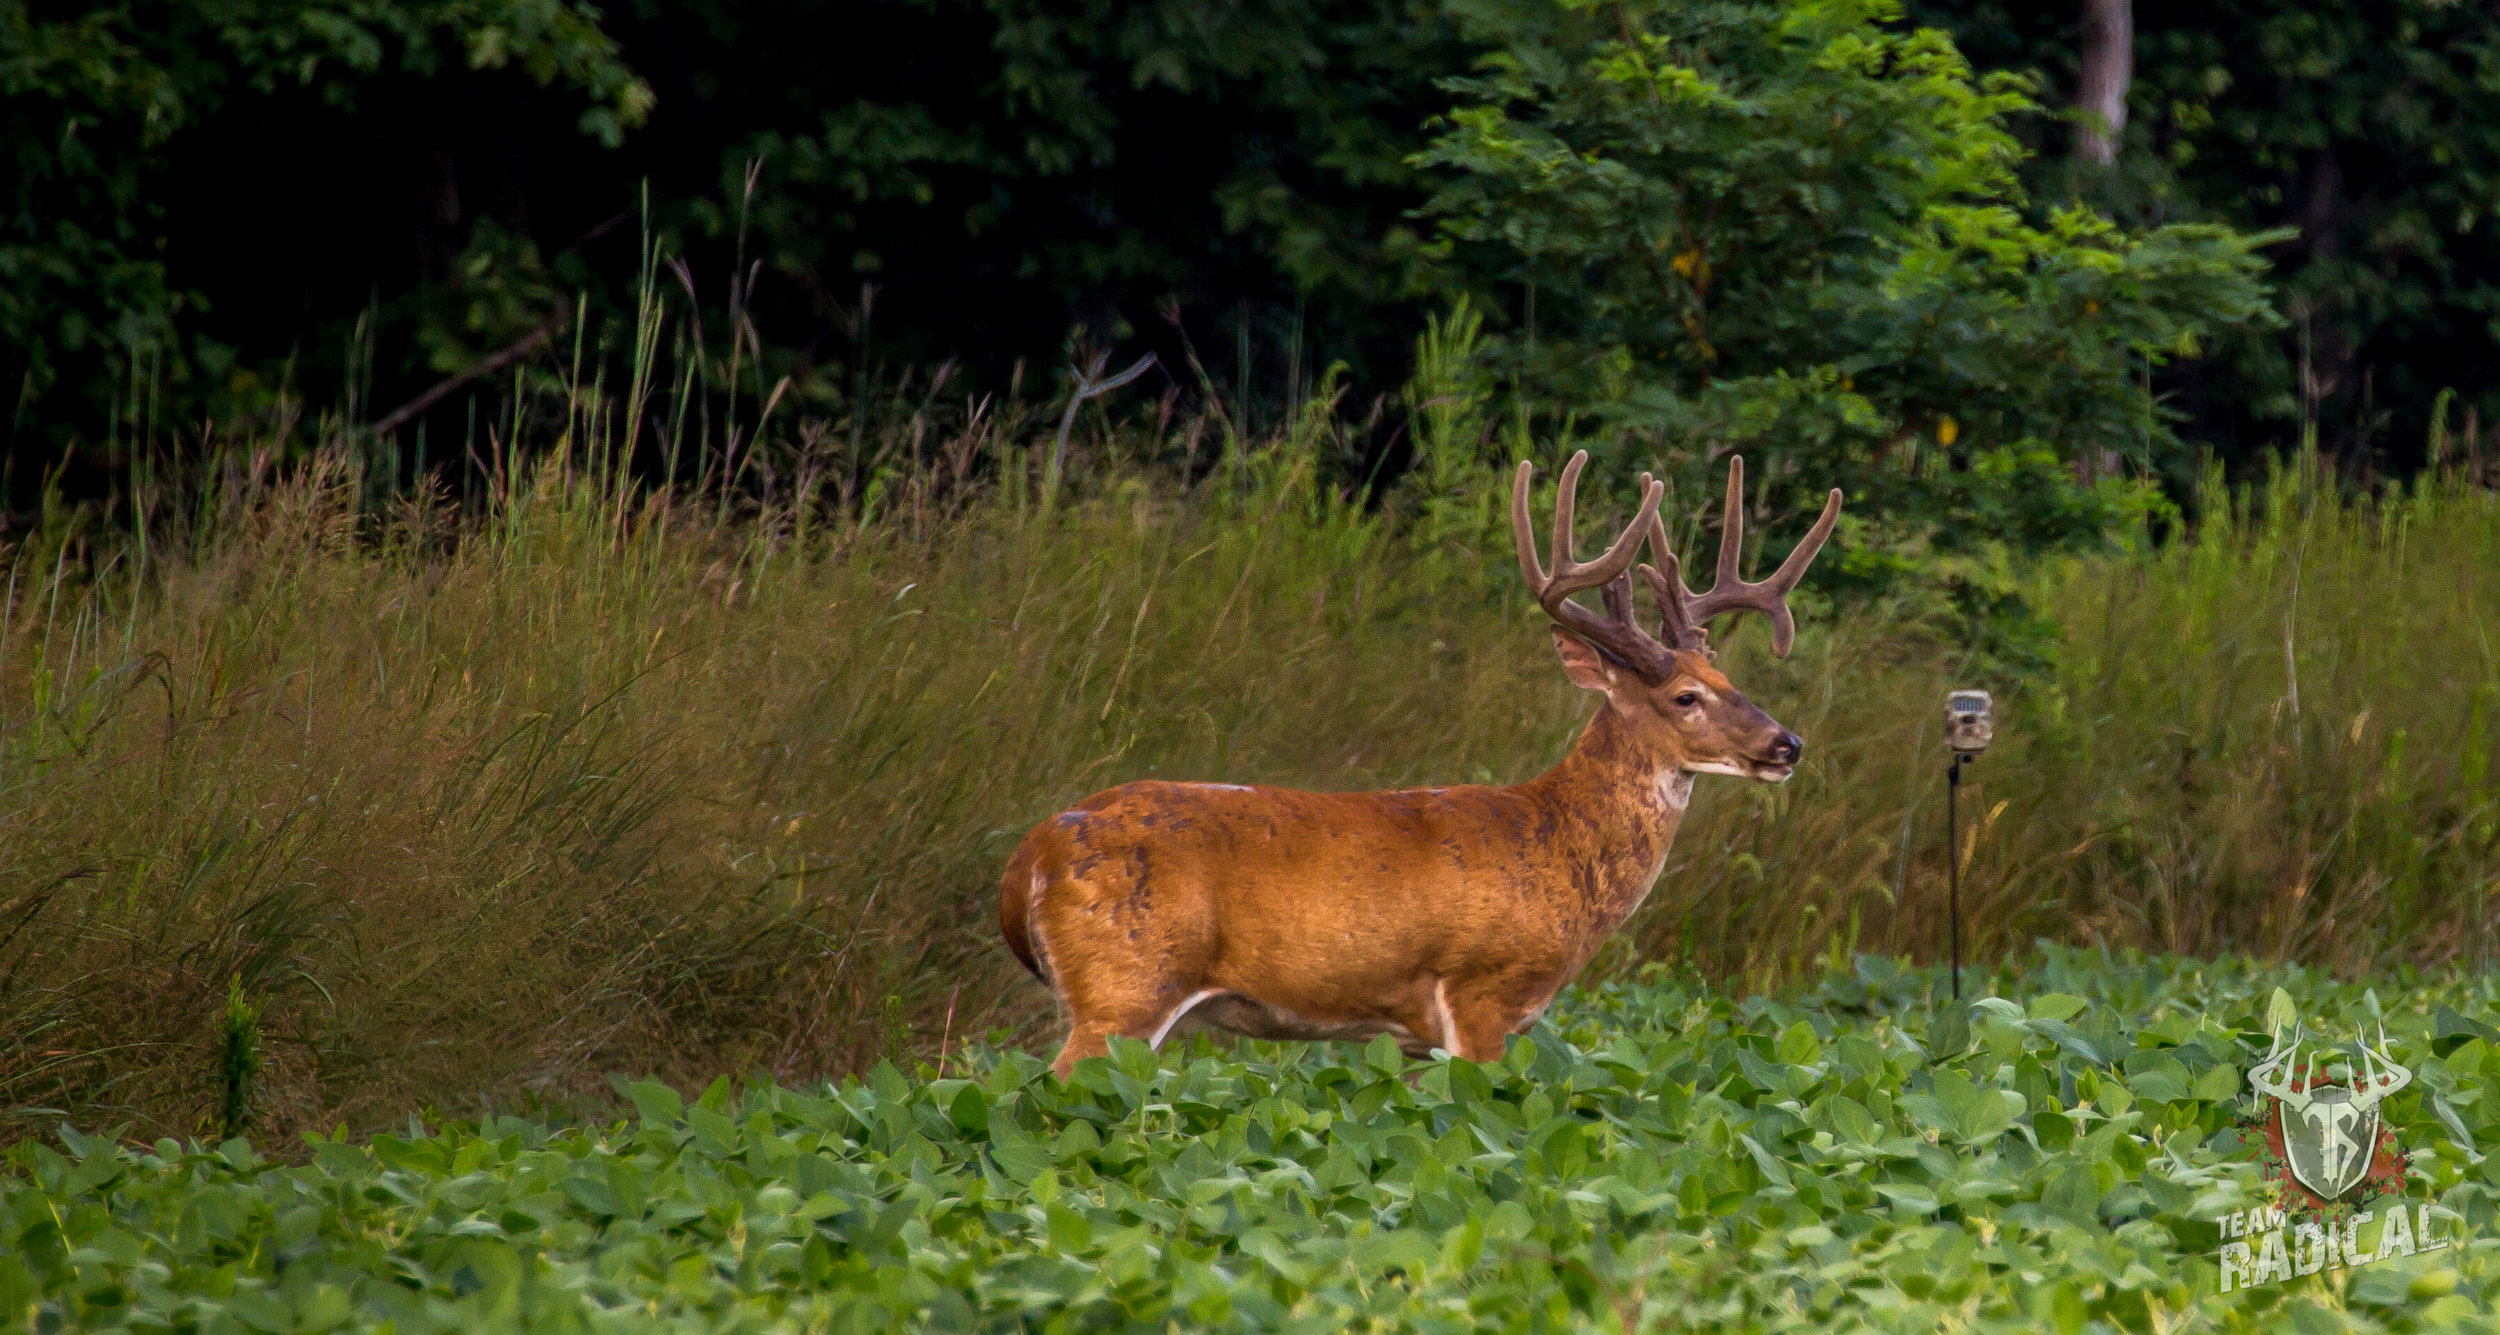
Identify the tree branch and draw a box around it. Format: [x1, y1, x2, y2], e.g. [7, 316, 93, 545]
[371, 299, 573, 439]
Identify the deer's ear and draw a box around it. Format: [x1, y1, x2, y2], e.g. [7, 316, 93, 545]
[1551, 629, 1618, 693]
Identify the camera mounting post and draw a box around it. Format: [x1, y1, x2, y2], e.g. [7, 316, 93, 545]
[1943, 690, 1993, 1001]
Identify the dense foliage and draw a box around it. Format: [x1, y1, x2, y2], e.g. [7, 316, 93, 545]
[0, 0, 1470, 455]
[0, 0, 649, 433]
[13, 0, 2500, 488]
[1914, 0, 2500, 473]
[1416, 0, 2276, 642]
[10, 950, 2500, 1331]
[687, 0, 1466, 365]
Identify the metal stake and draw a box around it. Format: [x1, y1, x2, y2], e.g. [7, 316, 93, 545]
[1947, 751, 1965, 1001]
[1940, 688, 1990, 1004]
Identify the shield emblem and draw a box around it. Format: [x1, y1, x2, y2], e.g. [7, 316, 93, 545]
[2274, 1081, 2382, 1201]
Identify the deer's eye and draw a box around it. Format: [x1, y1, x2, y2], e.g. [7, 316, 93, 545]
[1673, 692, 1702, 708]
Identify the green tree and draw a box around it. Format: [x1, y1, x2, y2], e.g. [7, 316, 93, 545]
[1416, 0, 2279, 653]
[1912, 0, 2500, 473]
[1, 0, 649, 438]
[652, 0, 1472, 394]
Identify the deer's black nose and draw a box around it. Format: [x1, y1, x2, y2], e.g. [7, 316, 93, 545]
[1772, 732, 1803, 765]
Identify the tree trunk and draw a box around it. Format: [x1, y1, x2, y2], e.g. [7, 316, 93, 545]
[2076, 0, 2133, 167]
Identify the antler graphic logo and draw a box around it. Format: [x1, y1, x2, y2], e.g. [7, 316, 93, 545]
[2247, 1021, 2413, 1202]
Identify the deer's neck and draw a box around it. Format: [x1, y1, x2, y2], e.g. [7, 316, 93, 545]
[1514, 704, 1691, 933]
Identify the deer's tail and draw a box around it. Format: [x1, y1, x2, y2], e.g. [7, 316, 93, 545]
[997, 837, 1051, 983]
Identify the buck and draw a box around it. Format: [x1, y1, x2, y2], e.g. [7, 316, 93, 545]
[999, 452, 1842, 1077]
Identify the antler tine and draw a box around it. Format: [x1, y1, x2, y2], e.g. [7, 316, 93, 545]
[1516, 451, 1663, 594]
[1633, 485, 1702, 651]
[1550, 450, 1584, 590]
[1511, 459, 1549, 590]
[1714, 454, 1747, 592]
[1655, 455, 1847, 658]
[1762, 486, 1846, 594]
[1512, 452, 1674, 677]
[1599, 569, 1637, 628]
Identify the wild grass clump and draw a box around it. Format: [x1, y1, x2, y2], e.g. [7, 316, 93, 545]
[0, 400, 2494, 1142]
[0, 406, 1551, 1140]
[1640, 448, 2500, 987]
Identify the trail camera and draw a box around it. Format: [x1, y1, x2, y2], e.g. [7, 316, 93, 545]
[1945, 690, 1993, 754]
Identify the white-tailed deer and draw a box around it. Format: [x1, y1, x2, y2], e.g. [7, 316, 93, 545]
[1000, 453, 1842, 1077]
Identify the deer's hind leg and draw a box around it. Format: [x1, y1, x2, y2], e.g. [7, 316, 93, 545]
[1034, 850, 1218, 1080]
[1052, 991, 1218, 1079]
[1050, 984, 1224, 1079]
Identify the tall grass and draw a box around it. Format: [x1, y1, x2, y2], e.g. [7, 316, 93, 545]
[2, 394, 2495, 1141]
[1643, 448, 2500, 987]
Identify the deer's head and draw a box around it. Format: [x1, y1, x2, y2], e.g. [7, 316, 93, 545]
[1513, 452, 1842, 783]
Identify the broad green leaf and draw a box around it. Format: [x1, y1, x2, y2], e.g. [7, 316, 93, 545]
[1365, 1034, 1405, 1073]
[1354, 1229, 1439, 1275]
[2126, 1055, 2194, 1104]
[1736, 1133, 1791, 1188]
[1929, 1004, 1972, 1057]
[1044, 1201, 1090, 1253]
[2432, 1092, 2484, 1161]
[1875, 1182, 1939, 1215]
[1775, 1020, 1821, 1066]
[948, 1083, 989, 1135]
[1483, 1200, 1535, 1240]
[988, 1126, 1052, 1184]
[625, 1080, 683, 1128]
[1933, 1069, 2013, 1144]
[2434, 1006, 2500, 1055]
[1828, 1095, 1880, 1145]
[2040, 1280, 2089, 1335]
[559, 1175, 619, 1216]
[2024, 1017, 2105, 1066]
[1836, 1034, 1886, 1081]
[2027, 993, 2088, 1022]
[1504, 1038, 1538, 1077]
[2042, 1164, 2100, 1220]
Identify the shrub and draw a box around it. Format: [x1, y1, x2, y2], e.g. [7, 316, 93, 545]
[1417, 0, 2282, 654]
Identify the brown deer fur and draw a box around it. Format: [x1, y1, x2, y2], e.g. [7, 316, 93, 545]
[999, 454, 1841, 1077]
